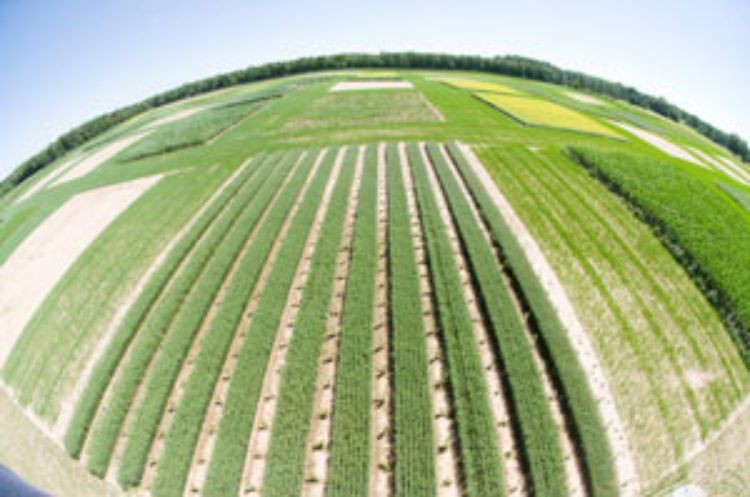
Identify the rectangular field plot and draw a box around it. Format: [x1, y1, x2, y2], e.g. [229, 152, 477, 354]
[478, 93, 620, 138]
[442, 77, 521, 95]
[118, 101, 261, 162]
[329, 81, 413, 92]
[284, 92, 441, 130]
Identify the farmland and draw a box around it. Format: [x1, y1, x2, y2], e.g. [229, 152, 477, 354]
[1, 66, 749, 497]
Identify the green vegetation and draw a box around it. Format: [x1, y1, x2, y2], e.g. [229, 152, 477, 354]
[62, 154, 269, 459]
[202, 149, 336, 497]
[325, 146, 377, 497]
[407, 143, 504, 496]
[84, 153, 293, 479]
[383, 143, 436, 496]
[570, 146, 750, 365]
[119, 102, 260, 162]
[445, 142, 617, 495]
[427, 143, 566, 495]
[263, 147, 357, 496]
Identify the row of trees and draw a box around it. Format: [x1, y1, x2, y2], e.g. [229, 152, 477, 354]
[3, 52, 747, 196]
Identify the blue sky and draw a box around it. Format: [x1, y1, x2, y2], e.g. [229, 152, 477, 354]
[1, 0, 748, 177]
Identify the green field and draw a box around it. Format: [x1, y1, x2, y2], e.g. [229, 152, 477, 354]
[1, 65, 748, 497]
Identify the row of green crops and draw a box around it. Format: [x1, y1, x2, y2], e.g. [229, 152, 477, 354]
[406, 143, 504, 497]
[202, 148, 338, 497]
[63, 153, 271, 459]
[427, 142, 566, 495]
[118, 101, 261, 162]
[150, 150, 327, 497]
[511, 145, 735, 432]
[262, 147, 358, 496]
[570, 146, 750, 366]
[384, 143, 436, 496]
[84, 152, 297, 480]
[116, 150, 310, 488]
[325, 146, 377, 497]
[445, 142, 618, 495]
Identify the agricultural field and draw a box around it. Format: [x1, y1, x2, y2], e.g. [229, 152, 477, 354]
[0, 66, 749, 497]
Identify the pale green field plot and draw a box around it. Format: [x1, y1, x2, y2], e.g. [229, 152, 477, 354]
[443, 77, 522, 95]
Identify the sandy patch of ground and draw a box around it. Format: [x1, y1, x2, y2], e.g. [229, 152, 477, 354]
[686, 147, 749, 185]
[456, 142, 641, 496]
[329, 81, 413, 92]
[566, 91, 605, 105]
[15, 156, 81, 204]
[0, 174, 162, 368]
[0, 388, 119, 497]
[608, 121, 706, 168]
[142, 106, 208, 131]
[50, 131, 150, 187]
[54, 161, 252, 439]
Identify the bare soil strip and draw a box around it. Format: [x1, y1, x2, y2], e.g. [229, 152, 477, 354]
[0, 174, 163, 368]
[235, 148, 345, 496]
[15, 155, 81, 204]
[139, 158, 291, 490]
[301, 146, 364, 497]
[369, 143, 392, 497]
[456, 142, 640, 496]
[438, 144, 586, 496]
[50, 132, 151, 187]
[143, 107, 208, 131]
[606, 121, 707, 169]
[398, 143, 461, 497]
[184, 149, 327, 496]
[55, 162, 251, 440]
[419, 143, 527, 496]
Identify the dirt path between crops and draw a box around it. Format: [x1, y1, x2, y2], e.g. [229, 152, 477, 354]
[55, 161, 252, 440]
[419, 93, 446, 122]
[301, 146, 363, 497]
[369, 143, 392, 497]
[456, 142, 640, 496]
[438, 144, 585, 496]
[0, 174, 163, 369]
[179, 149, 320, 495]
[15, 155, 81, 204]
[139, 156, 301, 491]
[143, 107, 208, 131]
[234, 148, 343, 496]
[329, 81, 414, 92]
[420, 143, 528, 496]
[398, 143, 461, 497]
[50, 131, 151, 187]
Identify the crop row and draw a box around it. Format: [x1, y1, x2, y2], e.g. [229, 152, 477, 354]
[445, 142, 618, 495]
[319, 145, 377, 497]
[84, 152, 295, 480]
[406, 143, 504, 496]
[116, 149, 312, 487]
[63, 153, 270, 459]
[262, 146, 358, 496]
[384, 143, 437, 496]
[149, 150, 325, 496]
[201, 148, 338, 497]
[427, 142, 568, 495]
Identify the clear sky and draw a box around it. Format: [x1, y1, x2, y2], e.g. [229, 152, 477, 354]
[1, 0, 748, 177]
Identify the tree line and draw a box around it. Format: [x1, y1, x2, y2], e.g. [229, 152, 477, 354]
[3, 52, 747, 197]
